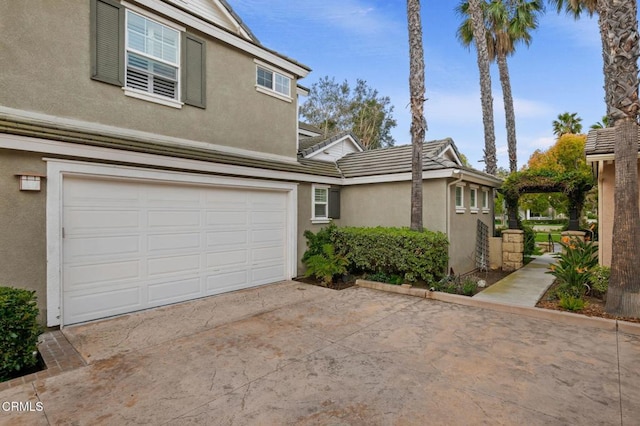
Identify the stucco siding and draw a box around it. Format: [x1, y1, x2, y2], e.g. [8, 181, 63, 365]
[598, 161, 640, 267]
[0, 150, 47, 322]
[0, 0, 298, 158]
[447, 183, 495, 275]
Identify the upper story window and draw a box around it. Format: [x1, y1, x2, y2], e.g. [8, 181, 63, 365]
[91, 0, 206, 109]
[482, 189, 490, 213]
[470, 186, 479, 213]
[126, 10, 180, 101]
[255, 61, 292, 102]
[455, 185, 465, 213]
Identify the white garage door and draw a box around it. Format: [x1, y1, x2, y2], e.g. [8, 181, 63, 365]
[62, 176, 288, 325]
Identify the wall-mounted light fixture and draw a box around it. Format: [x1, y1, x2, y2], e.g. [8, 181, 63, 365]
[16, 173, 46, 191]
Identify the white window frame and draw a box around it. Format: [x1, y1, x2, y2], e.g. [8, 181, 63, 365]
[455, 184, 466, 213]
[482, 189, 490, 213]
[469, 185, 479, 213]
[312, 184, 330, 224]
[123, 5, 184, 108]
[254, 60, 292, 102]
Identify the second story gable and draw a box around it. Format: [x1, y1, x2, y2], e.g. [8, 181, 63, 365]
[0, 0, 310, 160]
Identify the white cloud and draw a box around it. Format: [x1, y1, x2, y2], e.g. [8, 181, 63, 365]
[542, 12, 600, 50]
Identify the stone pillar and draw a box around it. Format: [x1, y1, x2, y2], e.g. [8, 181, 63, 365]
[489, 236, 503, 270]
[502, 229, 524, 271]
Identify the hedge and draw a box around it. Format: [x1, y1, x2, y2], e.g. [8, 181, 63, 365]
[1, 287, 41, 381]
[329, 226, 449, 283]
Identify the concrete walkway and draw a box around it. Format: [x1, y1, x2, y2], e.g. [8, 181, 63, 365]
[473, 253, 556, 307]
[1, 281, 638, 425]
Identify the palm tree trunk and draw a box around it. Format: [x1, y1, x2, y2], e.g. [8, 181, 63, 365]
[602, 0, 640, 317]
[497, 52, 517, 173]
[407, 0, 426, 232]
[596, 2, 612, 120]
[468, 0, 497, 175]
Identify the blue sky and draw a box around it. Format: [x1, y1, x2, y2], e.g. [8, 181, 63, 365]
[226, 0, 607, 170]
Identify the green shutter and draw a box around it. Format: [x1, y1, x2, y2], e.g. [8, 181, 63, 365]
[182, 33, 206, 108]
[329, 188, 341, 219]
[90, 0, 124, 86]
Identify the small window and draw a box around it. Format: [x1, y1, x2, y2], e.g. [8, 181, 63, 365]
[125, 10, 180, 101]
[470, 188, 478, 212]
[256, 64, 291, 99]
[455, 185, 465, 213]
[312, 185, 330, 223]
[482, 190, 490, 213]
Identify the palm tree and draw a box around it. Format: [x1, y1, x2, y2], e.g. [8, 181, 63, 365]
[590, 115, 609, 129]
[464, 0, 497, 175]
[407, 0, 426, 232]
[458, 0, 543, 173]
[552, 112, 583, 136]
[600, 0, 640, 317]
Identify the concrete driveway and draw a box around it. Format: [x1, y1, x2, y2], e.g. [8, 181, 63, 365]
[1, 281, 638, 425]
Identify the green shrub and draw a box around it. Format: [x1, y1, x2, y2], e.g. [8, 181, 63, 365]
[522, 225, 536, 257]
[1, 287, 41, 381]
[304, 243, 349, 286]
[558, 295, 587, 312]
[462, 278, 477, 296]
[588, 266, 610, 299]
[330, 227, 448, 284]
[366, 272, 404, 285]
[547, 238, 598, 295]
[302, 223, 338, 264]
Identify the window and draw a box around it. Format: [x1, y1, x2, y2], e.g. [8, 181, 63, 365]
[91, 0, 206, 108]
[126, 10, 180, 101]
[482, 190, 490, 213]
[470, 187, 478, 213]
[255, 62, 291, 100]
[312, 185, 330, 223]
[455, 185, 465, 213]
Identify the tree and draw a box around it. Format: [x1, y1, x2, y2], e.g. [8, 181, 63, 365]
[601, 0, 640, 317]
[590, 115, 610, 129]
[552, 112, 583, 136]
[462, 0, 497, 175]
[407, 0, 426, 232]
[458, 0, 543, 173]
[300, 76, 396, 150]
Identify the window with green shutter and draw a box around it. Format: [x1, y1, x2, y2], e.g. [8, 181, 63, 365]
[90, 0, 206, 108]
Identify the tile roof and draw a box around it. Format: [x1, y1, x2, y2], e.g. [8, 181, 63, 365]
[585, 127, 640, 155]
[298, 131, 364, 157]
[298, 122, 323, 135]
[336, 139, 462, 178]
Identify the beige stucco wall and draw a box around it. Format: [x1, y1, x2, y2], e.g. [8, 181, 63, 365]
[0, 0, 298, 158]
[447, 184, 495, 275]
[597, 160, 640, 266]
[0, 150, 47, 322]
[298, 179, 493, 273]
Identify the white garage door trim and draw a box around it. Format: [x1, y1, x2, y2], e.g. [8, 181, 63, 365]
[46, 159, 298, 327]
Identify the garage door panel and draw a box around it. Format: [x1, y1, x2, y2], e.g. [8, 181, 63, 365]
[251, 264, 286, 285]
[206, 230, 248, 246]
[252, 246, 284, 262]
[206, 270, 248, 293]
[206, 211, 248, 226]
[64, 178, 140, 206]
[147, 277, 202, 304]
[65, 209, 140, 233]
[65, 260, 141, 289]
[206, 250, 248, 268]
[63, 177, 289, 325]
[65, 235, 140, 258]
[65, 287, 142, 323]
[252, 211, 285, 226]
[251, 228, 284, 245]
[147, 254, 201, 277]
[148, 210, 201, 228]
[147, 233, 200, 252]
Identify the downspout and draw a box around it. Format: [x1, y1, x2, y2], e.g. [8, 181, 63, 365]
[446, 170, 463, 272]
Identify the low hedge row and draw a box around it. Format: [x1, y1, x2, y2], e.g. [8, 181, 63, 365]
[304, 225, 449, 284]
[1, 287, 41, 381]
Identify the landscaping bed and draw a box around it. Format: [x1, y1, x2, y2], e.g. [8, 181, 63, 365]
[537, 280, 640, 324]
